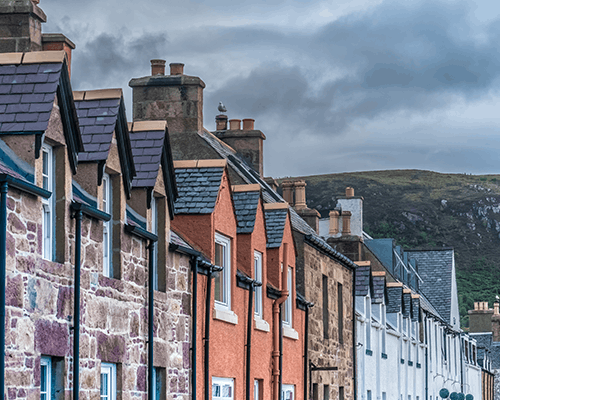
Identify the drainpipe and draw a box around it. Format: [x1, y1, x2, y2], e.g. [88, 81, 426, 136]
[352, 266, 356, 400]
[0, 181, 8, 398]
[272, 244, 289, 400]
[246, 279, 261, 400]
[303, 301, 314, 400]
[148, 240, 156, 400]
[203, 263, 223, 400]
[424, 316, 429, 400]
[192, 257, 198, 400]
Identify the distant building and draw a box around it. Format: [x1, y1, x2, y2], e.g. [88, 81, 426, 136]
[469, 302, 500, 400]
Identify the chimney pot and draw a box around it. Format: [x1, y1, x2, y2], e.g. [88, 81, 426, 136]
[170, 62, 184, 75]
[230, 119, 241, 130]
[346, 187, 354, 197]
[484, 302, 489, 310]
[151, 59, 166, 76]
[341, 210, 352, 235]
[293, 180, 307, 210]
[242, 119, 255, 130]
[329, 210, 340, 235]
[281, 180, 294, 205]
[216, 114, 228, 131]
[493, 301, 500, 315]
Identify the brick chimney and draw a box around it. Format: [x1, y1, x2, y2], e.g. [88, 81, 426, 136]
[214, 118, 266, 177]
[129, 59, 206, 160]
[0, 0, 47, 53]
[42, 33, 75, 77]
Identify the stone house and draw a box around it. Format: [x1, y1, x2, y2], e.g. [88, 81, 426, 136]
[0, 44, 203, 400]
[129, 59, 357, 400]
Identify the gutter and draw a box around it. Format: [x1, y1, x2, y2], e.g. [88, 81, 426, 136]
[70, 201, 110, 400]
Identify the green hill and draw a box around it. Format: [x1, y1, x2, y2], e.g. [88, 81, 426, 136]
[282, 169, 500, 328]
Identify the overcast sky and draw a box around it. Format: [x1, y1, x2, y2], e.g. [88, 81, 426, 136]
[41, 0, 499, 178]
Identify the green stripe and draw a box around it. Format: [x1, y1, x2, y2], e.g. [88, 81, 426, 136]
[502, 0, 600, 98]
[500, 232, 600, 380]
[500, 371, 529, 400]
[500, 88, 600, 242]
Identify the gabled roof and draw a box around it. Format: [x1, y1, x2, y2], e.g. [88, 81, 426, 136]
[371, 275, 386, 304]
[129, 120, 178, 217]
[404, 248, 454, 324]
[74, 89, 135, 197]
[231, 184, 261, 234]
[0, 51, 82, 171]
[355, 262, 371, 297]
[173, 159, 226, 214]
[264, 203, 288, 248]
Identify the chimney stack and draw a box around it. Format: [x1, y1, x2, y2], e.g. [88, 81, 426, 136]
[293, 180, 307, 210]
[216, 114, 228, 131]
[151, 59, 166, 75]
[230, 119, 241, 130]
[491, 301, 500, 341]
[281, 181, 294, 205]
[41, 33, 76, 77]
[243, 119, 255, 130]
[346, 187, 354, 197]
[341, 210, 352, 235]
[170, 62, 184, 75]
[0, 0, 47, 52]
[328, 210, 339, 235]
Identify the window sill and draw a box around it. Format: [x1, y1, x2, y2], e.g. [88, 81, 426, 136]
[366, 349, 373, 356]
[283, 325, 298, 340]
[213, 307, 238, 325]
[416, 363, 421, 369]
[401, 358, 405, 364]
[254, 316, 270, 332]
[408, 361, 413, 366]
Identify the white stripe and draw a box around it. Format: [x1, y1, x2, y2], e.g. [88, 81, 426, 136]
[500, 3, 600, 183]
[500, 285, 600, 400]
[500, 146, 600, 326]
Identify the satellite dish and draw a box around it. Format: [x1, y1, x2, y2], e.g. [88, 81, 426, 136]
[218, 102, 227, 114]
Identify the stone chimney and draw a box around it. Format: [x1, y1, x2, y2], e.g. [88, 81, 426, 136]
[263, 177, 279, 193]
[491, 301, 500, 341]
[293, 180, 307, 211]
[129, 59, 206, 160]
[335, 186, 363, 237]
[468, 301, 494, 333]
[214, 118, 266, 177]
[0, 0, 47, 53]
[328, 210, 339, 236]
[41, 33, 75, 76]
[281, 180, 294, 205]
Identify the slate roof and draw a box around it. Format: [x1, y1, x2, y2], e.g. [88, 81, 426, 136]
[174, 167, 224, 214]
[405, 248, 454, 323]
[366, 238, 395, 269]
[355, 263, 371, 296]
[0, 59, 61, 133]
[264, 208, 288, 248]
[130, 127, 166, 188]
[471, 332, 500, 370]
[386, 286, 403, 313]
[371, 275, 386, 304]
[74, 92, 120, 162]
[232, 189, 261, 234]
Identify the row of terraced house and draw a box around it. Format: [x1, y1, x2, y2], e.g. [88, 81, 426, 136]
[0, 1, 499, 400]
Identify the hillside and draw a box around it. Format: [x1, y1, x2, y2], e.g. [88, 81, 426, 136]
[282, 169, 500, 328]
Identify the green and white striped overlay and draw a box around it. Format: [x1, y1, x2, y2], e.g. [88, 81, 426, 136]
[500, 0, 600, 400]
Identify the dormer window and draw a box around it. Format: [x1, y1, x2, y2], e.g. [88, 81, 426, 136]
[102, 173, 112, 276]
[41, 144, 54, 260]
[214, 233, 231, 309]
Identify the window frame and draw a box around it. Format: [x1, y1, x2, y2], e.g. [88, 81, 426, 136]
[153, 366, 166, 400]
[282, 384, 295, 400]
[40, 356, 51, 400]
[41, 143, 54, 260]
[100, 362, 117, 400]
[254, 251, 263, 318]
[212, 376, 235, 400]
[214, 233, 232, 309]
[102, 173, 112, 277]
[283, 266, 293, 327]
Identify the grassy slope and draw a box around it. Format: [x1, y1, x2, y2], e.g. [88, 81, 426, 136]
[287, 169, 500, 328]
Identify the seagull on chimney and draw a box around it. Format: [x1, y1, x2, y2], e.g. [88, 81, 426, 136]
[218, 102, 227, 114]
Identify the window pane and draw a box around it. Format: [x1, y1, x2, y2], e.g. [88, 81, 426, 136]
[223, 384, 232, 398]
[40, 364, 47, 392]
[213, 384, 220, 397]
[214, 243, 223, 302]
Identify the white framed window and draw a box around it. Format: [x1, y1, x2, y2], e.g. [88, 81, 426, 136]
[40, 356, 51, 400]
[153, 366, 166, 400]
[282, 384, 295, 400]
[214, 233, 231, 309]
[382, 327, 386, 355]
[100, 362, 117, 400]
[212, 377, 234, 400]
[254, 380, 261, 400]
[151, 195, 159, 290]
[102, 173, 112, 276]
[365, 295, 371, 351]
[282, 267, 293, 326]
[254, 251, 263, 318]
[41, 144, 53, 260]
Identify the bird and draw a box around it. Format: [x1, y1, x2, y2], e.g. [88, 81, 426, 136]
[218, 102, 227, 114]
